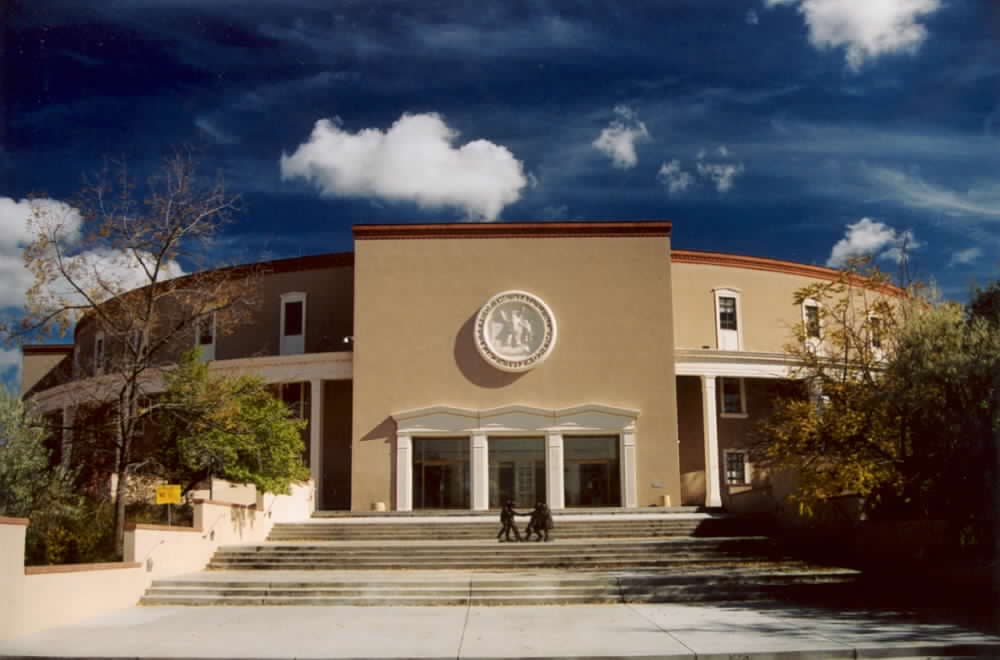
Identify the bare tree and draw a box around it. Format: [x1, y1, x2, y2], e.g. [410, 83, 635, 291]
[3, 152, 261, 556]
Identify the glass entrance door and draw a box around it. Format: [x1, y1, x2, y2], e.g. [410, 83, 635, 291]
[564, 435, 621, 507]
[412, 437, 469, 509]
[488, 437, 546, 508]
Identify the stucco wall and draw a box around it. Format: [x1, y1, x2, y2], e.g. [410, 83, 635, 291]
[0, 486, 312, 641]
[671, 261, 826, 353]
[352, 234, 679, 511]
[20, 351, 69, 395]
[71, 263, 354, 379]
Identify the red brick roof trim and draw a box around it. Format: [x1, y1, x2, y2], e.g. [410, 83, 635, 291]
[354, 221, 672, 240]
[21, 344, 74, 355]
[672, 249, 905, 294]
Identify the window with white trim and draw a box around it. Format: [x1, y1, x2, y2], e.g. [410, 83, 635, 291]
[724, 450, 750, 486]
[280, 292, 306, 355]
[195, 312, 216, 361]
[869, 315, 882, 349]
[719, 377, 747, 417]
[94, 332, 105, 376]
[713, 288, 742, 351]
[804, 303, 821, 339]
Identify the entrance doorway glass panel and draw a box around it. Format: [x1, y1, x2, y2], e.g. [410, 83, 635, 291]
[412, 437, 470, 509]
[564, 435, 621, 507]
[488, 437, 546, 509]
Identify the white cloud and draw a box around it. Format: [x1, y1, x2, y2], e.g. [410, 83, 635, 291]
[949, 247, 983, 267]
[866, 167, 1000, 219]
[657, 160, 694, 195]
[0, 348, 20, 391]
[195, 117, 239, 145]
[592, 105, 650, 169]
[696, 161, 745, 193]
[765, 0, 943, 71]
[280, 113, 528, 221]
[0, 197, 185, 313]
[746, 9, 760, 25]
[827, 217, 919, 267]
[0, 198, 83, 308]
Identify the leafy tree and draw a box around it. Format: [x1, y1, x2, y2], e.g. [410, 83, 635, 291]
[758, 261, 1000, 541]
[880, 294, 999, 523]
[0, 386, 102, 563]
[3, 153, 261, 557]
[754, 257, 907, 516]
[159, 350, 310, 498]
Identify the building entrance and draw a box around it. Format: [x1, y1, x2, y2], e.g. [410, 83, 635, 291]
[564, 435, 621, 507]
[412, 438, 470, 509]
[488, 437, 545, 508]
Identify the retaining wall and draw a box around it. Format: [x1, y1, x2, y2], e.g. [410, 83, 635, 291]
[0, 482, 312, 640]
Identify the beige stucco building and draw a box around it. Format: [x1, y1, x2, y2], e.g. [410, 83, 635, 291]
[22, 221, 856, 513]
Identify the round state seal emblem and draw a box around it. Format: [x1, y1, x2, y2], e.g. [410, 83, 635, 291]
[475, 290, 557, 372]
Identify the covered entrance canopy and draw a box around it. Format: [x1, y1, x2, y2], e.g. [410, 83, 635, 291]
[392, 404, 639, 511]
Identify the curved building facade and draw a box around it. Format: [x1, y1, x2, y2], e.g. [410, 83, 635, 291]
[22, 221, 856, 513]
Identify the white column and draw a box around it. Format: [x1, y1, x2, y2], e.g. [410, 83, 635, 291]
[309, 380, 323, 512]
[546, 431, 565, 510]
[471, 432, 488, 510]
[396, 434, 413, 511]
[701, 375, 722, 508]
[60, 406, 75, 469]
[621, 425, 638, 508]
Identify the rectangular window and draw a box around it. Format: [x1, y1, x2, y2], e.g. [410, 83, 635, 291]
[725, 451, 748, 486]
[720, 377, 746, 416]
[412, 437, 470, 509]
[718, 296, 738, 331]
[870, 317, 882, 349]
[284, 301, 304, 337]
[488, 437, 545, 509]
[564, 435, 621, 507]
[94, 333, 105, 375]
[805, 305, 821, 339]
[197, 315, 215, 345]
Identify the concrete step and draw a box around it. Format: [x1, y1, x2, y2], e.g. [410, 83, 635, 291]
[266, 518, 761, 542]
[216, 538, 774, 554]
[141, 570, 859, 606]
[206, 559, 803, 571]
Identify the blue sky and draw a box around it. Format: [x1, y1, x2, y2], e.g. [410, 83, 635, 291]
[2, 0, 999, 387]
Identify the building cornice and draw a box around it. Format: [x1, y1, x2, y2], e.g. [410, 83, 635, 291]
[672, 249, 905, 294]
[354, 221, 672, 240]
[672, 249, 847, 282]
[22, 344, 74, 355]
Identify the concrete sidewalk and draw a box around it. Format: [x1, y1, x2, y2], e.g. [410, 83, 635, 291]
[1, 601, 998, 659]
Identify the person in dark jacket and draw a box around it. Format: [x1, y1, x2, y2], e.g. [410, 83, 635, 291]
[523, 501, 554, 542]
[496, 499, 522, 542]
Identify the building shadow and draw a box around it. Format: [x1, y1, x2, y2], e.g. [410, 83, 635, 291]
[453, 313, 525, 389]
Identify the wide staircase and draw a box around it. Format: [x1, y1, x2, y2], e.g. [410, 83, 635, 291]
[140, 512, 860, 606]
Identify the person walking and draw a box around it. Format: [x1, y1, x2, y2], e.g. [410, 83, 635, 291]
[524, 501, 554, 542]
[496, 499, 522, 542]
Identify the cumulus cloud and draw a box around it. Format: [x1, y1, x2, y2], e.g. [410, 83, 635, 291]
[0, 349, 20, 389]
[765, 0, 943, 71]
[827, 217, 919, 267]
[592, 105, 650, 169]
[0, 198, 83, 308]
[280, 113, 528, 221]
[0, 197, 185, 312]
[695, 148, 745, 193]
[949, 247, 983, 267]
[657, 160, 694, 195]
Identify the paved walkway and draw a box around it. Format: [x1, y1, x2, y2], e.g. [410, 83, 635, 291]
[2, 601, 998, 659]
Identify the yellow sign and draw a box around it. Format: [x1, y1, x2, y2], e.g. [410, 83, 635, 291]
[155, 485, 182, 505]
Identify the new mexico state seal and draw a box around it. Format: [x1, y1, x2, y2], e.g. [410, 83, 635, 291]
[475, 290, 557, 372]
